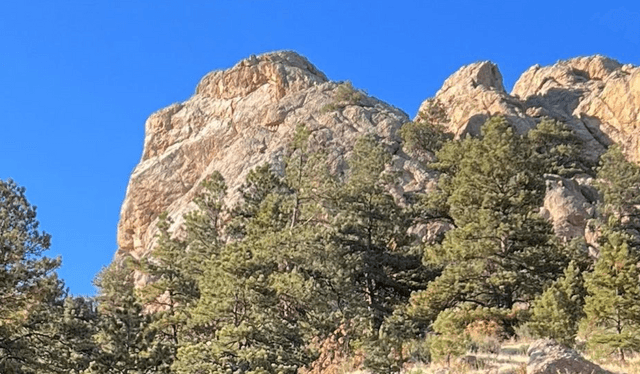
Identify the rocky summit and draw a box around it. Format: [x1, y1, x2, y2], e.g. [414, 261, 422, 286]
[116, 51, 640, 269]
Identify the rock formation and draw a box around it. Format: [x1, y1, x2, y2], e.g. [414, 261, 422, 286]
[421, 55, 640, 163]
[116, 51, 426, 261]
[417, 54, 639, 242]
[117, 51, 639, 264]
[526, 339, 612, 374]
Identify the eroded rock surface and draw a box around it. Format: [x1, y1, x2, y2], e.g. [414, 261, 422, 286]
[540, 174, 597, 241]
[117, 51, 639, 268]
[421, 55, 640, 163]
[527, 339, 612, 374]
[420, 61, 534, 137]
[117, 51, 421, 261]
[417, 55, 638, 241]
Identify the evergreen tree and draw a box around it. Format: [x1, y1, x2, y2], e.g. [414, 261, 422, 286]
[182, 171, 228, 278]
[581, 230, 640, 362]
[595, 145, 640, 249]
[174, 129, 333, 374]
[86, 261, 169, 374]
[399, 98, 452, 165]
[527, 261, 586, 346]
[408, 117, 569, 327]
[526, 118, 587, 177]
[136, 211, 200, 367]
[51, 296, 99, 373]
[0, 179, 67, 373]
[328, 134, 429, 330]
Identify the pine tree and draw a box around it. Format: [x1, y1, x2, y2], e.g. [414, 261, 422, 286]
[527, 261, 586, 346]
[526, 118, 587, 177]
[595, 145, 640, 249]
[328, 134, 429, 330]
[581, 230, 640, 362]
[174, 178, 322, 374]
[399, 98, 452, 165]
[408, 117, 570, 327]
[50, 296, 99, 373]
[136, 210, 200, 367]
[182, 171, 228, 278]
[0, 179, 67, 373]
[86, 261, 169, 374]
[174, 129, 333, 374]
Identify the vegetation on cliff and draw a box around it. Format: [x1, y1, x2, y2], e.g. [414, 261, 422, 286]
[3, 111, 640, 373]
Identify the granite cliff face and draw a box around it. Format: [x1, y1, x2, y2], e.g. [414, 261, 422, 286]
[117, 51, 424, 261]
[117, 51, 639, 262]
[418, 54, 640, 242]
[424, 55, 640, 163]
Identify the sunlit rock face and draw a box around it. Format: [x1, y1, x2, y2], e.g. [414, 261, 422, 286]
[416, 55, 639, 242]
[116, 51, 430, 264]
[422, 55, 640, 163]
[117, 51, 639, 273]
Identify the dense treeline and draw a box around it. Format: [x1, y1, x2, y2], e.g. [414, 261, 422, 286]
[3, 111, 640, 373]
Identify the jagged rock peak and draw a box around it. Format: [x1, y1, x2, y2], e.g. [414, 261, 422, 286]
[437, 61, 506, 95]
[421, 60, 530, 137]
[117, 51, 412, 264]
[195, 50, 328, 100]
[418, 54, 640, 162]
[511, 55, 624, 100]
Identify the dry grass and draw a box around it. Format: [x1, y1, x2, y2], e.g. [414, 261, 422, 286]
[399, 341, 530, 374]
[343, 338, 639, 374]
[587, 352, 640, 374]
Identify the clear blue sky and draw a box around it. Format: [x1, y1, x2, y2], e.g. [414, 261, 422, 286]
[1, 1, 638, 295]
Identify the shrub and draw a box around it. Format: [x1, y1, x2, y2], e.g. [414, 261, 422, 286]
[321, 81, 364, 112]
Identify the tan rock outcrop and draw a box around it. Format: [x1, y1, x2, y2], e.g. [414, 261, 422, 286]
[540, 174, 596, 241]
[416, 55, 639, 242]
[421, 55, 640, 163]
[526, 339, 612, 374]
[118, 52, 640, 269]
[117, 51, 416, 260]
[420, 61, 534, 137]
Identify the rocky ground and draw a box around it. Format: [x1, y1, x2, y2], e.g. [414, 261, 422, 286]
[398, 339, 638, 374]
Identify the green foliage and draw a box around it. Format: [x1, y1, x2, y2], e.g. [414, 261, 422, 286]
[0, 179, 69, 373]
[174, 131, 331, 373]
[527, 261, 586, 347]
[362, 308, 419, 373]
[328, 134, 432, 329]
[173, 130, 433, 373]
[183, 171, 227, 277]
[228, 164, 288, 239]
[595, 145, 640, 247]
[399, 99, 452, 164]
[527, 118, 588, 177]
[136, 212, 199, 368]
[429, 309, 471, 364]
[409, 117, 569, 327]
[581, 230, 640, 362]
[427, 306, 509, 364]
[321, 81, 365, 112]
[86, 261, 169, 374]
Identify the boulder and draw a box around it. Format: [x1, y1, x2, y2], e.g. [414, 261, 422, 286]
[540, 174, 596, 241]
[526, 339, 612, 374]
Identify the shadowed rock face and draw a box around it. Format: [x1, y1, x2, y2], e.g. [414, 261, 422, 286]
[420, 55, 640, 163]
[117, 51, 639, 266]
[414, 56, 639, 244]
